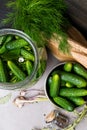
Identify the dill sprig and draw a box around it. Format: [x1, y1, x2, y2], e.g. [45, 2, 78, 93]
[3, 0, 70, 52]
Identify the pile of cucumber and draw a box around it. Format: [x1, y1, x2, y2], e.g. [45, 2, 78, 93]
[0, 35, 46, 83]
[47, 62, 87, 112]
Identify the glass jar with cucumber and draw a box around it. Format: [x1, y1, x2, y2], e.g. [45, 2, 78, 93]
[0, 28, 47, 90]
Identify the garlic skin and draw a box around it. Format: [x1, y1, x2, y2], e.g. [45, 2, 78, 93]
[45, 110, 56, 123]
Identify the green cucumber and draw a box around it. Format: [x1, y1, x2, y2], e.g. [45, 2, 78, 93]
[73, 63, 87, 79]
[0, 59, 6, 82]
[49, 74, 60, 97]
[65, 82, 74, 88]
[7, 61, 26, 80]
[67, 96, 86, 106]
[0, 35, 14, 54]
[21, 48, 34, 61]
[64, 62, 73, 72]
[0, 36, 4, 45]
[59, 71, 87, 88]
[60, 88, 87, 97]
[1, 49, 21, 60]
[6, 38, 28, 50]
[47, 76, 52, 86]
[0, 44, 6, 54]
[4, 35, 13, 43]
[53, 96, 74, 111]
[26, 60, 33, 76]
[0, 36, 7, 45]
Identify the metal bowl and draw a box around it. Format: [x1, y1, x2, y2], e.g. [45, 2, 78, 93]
[45, 61, 87, 112]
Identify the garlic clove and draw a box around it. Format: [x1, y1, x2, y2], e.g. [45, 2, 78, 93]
[45, 110, 56, 123]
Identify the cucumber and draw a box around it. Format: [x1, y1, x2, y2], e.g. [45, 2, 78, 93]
[0, 35, 13, 54]
[67, 97, 86, 106]
[49, 74, 60, 97]
[0, 59, 6, 82]
[6, 38, 28, 50]
[1, 49, 21, 60]
[47, 76, 52, 86]
[0, 36, 7, 45]
[65, 82, 74, 88]
[26, 60, 33, 75]
[0, 36, 4, 45]
[0, 44, 6, 54]
[60, 88, 87, 97]
[21, 48, 34, 61]
[73, 63, 87, 79]
[64, 62, 72, 72]
[59, 71, 87, 88]
[53, 96, 74, 111]
[7, 61, 26, 80]
[4, 35, 13, 43]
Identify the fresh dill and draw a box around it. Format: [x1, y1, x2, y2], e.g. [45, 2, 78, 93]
[3, 0, 70, 52]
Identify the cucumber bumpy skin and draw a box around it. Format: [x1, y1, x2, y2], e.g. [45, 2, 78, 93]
[0, 35, 14, 54]
[25, 60, 33, 76]
[0, 59, 7, 82]
[21, 48, 35, 61]
[6, 38, 28, 50]
[7, 61, 26, 80]
[59, 71, 87, 88]
[73, 63, 87, 79]
[64, 62, 73, 72]
[53, 96, 74, 111]
[49, 74, 60, 97]
[67, 96, 86, 106]
[65, 82, 74, 88]
[60, 88, 87, 97]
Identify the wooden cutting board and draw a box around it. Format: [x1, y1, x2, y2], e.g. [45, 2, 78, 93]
[47, 26, 87, 68]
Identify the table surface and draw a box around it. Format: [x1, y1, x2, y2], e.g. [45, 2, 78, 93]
[0, 0, 87, 130]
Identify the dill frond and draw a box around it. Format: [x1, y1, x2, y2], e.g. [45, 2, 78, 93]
[3, 0, 70, 52]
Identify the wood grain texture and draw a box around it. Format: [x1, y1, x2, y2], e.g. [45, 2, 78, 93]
[48, 26, 87, 68]
[65, 0, 87, 37]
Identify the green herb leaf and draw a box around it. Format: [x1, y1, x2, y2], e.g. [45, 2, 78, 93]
[3, 0, 70, 52]
[64, 105, 87, 130]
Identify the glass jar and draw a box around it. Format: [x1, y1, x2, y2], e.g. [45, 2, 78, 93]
[0, 28, 47, 90]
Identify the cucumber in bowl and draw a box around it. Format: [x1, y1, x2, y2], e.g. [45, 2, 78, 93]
[45, 61, 87, 112]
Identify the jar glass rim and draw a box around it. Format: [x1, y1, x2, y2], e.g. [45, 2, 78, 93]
[0, 28, 39, 90]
